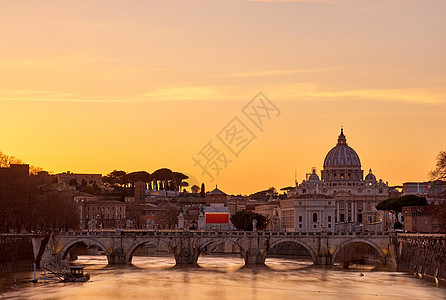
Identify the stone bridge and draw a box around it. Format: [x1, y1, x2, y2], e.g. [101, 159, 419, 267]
[34, 230, 395, 267]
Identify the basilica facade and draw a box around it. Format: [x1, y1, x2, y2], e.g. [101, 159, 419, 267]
[285, 128, 390, 231]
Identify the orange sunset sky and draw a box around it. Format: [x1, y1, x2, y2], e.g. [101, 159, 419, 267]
[1, 0, 445, 195]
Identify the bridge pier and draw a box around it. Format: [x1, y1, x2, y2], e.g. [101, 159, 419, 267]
[242, 235, 267, 266]
[244, 252, 266, 265]
[315, 234, 331, 265]
[173, 248, 199, 265]
[108, 248, 127, 265]
[315, 254, 331, 265]
[172, 236, 200, 265]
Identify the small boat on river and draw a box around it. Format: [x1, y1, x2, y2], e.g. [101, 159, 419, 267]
[63, 266, 90, 282]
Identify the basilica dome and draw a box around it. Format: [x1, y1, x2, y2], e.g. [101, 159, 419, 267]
[323, 128, 361, 169]
[365, 169, 377, 181]
[308, 168, 320, 182]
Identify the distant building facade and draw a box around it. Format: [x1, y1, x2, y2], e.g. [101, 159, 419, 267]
[255, 201, 280, 231]
[203, 203, 232, 230]
[280, 194, 336, 232]
[286, 129, 391, 232]
[403, 204, 446, 233]
[75, 196, 126, 229]
[56, 171, 103, 190]
[402, 180, 446, 205]
[205, 186, 228, 206]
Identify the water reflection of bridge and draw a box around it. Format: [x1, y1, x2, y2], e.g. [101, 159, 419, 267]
[34, 230, 395, 267]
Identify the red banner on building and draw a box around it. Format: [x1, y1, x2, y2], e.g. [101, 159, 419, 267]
[206, 213, 229, 224]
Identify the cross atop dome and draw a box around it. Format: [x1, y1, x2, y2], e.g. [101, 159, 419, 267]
[322, 127, 363, 182]
[365, 168, 377, 181]
[337, 127, 347, 145]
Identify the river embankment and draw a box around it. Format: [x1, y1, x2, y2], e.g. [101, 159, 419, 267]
[397, 234, 446, 281]
[0, 236, 34, 272]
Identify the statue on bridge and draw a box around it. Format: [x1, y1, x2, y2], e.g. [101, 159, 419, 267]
[252, 219, 257, 232]
[145, 219, 154, 230]
[87, 217, 98, 231]
[178, 212, 185, 230]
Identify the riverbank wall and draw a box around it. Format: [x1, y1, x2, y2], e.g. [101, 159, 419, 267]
[0, 235, 35, 272]
[397, 234, 446, 280]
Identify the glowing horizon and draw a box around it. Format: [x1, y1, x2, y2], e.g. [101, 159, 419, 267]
[1, 0, 445, 195]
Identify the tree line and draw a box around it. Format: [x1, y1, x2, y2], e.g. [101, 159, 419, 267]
[0, 151, 79, 233]
[102, 168, 189, 192]
[0, 174, 79, 233]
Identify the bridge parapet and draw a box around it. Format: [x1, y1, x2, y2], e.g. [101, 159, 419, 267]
[34, 231, 393, 268]
[54, 230, 391, 238]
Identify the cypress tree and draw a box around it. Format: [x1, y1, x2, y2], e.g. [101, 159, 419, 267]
[200, 183, 206, 198]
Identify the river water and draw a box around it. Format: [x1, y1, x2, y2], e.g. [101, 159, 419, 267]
[1, 255, 444, 300]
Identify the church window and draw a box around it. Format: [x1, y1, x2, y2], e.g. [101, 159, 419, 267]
[299, 216, 302, 222]
[379, 188, 383, 194]
[299, 224, 302, 228]
[299, 201, 302, 205]
[328, 216, 332, 222]
[358, 202, 363, 209]
[340, 214, 345, 222]
[328, 201, 331, 205]
[340, 201, 344, 209]
[313, 213, 318, 222]
[302, 189, 306, 194]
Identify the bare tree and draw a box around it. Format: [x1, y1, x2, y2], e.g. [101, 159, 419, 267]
[0, 151, 24, 167]
[429, 151, 446, 181]
[0, 151, 44, 175]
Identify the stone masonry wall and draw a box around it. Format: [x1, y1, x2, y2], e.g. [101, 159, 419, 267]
[0, 236, 34, 272]
[398, 234, 446, 280]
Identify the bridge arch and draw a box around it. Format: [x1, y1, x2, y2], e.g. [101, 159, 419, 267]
[197, 238, 247, 265]
[331, 238, 385, 266]
[198, 238, 246, 255]
[125, 239, 175, 264]
[59, 238, 110, 262]
[267, 238, 317, 263]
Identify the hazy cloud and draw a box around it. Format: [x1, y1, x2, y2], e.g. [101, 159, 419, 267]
[269, 83, 446, 104]
[223, 68, 337, 78]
